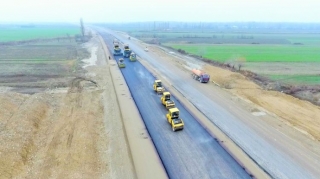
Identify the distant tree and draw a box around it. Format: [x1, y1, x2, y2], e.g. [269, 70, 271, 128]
[66, 33, 71, 42]
[197, 47, 206, 58]
[236, 57, 246, 71]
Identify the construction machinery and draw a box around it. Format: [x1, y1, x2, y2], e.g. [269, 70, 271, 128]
[113, 44, 123, 56]
[129, 52, 137, 62]
[191, 69, 210, 83]
[161, 92, 175, 109]
[153, 80, 165, 94]
[118, 58, 125, 68]
[123, 44, 132, 58]
[166, 108, 184, 132]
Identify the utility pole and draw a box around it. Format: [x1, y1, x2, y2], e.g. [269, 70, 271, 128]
[80, 18, 85, 37]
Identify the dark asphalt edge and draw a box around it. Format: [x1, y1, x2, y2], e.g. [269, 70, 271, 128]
[136, 56, 271, 179]
[99, 34, 169, 179]
[113, 59, 171, 177]
[110, 53, 174, 178]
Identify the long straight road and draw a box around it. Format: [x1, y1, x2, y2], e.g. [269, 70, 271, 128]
[96, 27, 319, 179]
[99, 32, 251, 179]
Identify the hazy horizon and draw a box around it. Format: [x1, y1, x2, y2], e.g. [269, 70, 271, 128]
[0, 0, 319, 23]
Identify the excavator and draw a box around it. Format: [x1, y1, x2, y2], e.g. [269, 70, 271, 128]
[153, 80, 165, 94]
[166, 108, 184, 132]
[161, 92, 175, 109]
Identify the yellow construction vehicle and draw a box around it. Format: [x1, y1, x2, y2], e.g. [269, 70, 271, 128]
[123, 44, 132, 58]
[113, 43, 123, 56]
[129, 52, 136, 62]
[118, 58, 125, 68]
[153, 80, 164, 94]
[161, 92, 175, 109]
[166, 108, 184, 132]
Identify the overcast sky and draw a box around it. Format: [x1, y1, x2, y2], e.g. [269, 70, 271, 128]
[0, 0, 319, 23]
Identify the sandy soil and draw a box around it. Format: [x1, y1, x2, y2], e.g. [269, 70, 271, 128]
[202, 65, 320, 141]
[0, 35, 134, 178]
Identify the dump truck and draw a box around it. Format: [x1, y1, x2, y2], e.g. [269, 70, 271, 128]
[129, 52, 137, 62]
[153, 80, 165, 94]
[118, 58, 125, 68]
[123, 44, 132, 58]
[113, 44, 123, 56]
[161, 92, 175, 109]
[166, 108, 184, 131]
[191, 69, 210, 83]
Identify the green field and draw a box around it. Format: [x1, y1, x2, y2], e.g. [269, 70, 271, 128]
[130, 31, 320, 45]
[268, 75, 320, 85]
[0, 26, 80, 42]
[140, 31, 320, 85]
[166, 43, 320, 84]
[165, 44, 320, 62]
[0, 38, 88, 91]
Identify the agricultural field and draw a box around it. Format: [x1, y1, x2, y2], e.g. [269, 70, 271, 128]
[0, 25, 80, 42]
[164, 44, 320, 62]
[165, 43, 320, 85]
[0, 39, 89, 93]
[129, 31, 320, 85]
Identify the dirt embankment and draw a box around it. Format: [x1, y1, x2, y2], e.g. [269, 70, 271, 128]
[203, 65, 320, 141]
[0, 84, 107, 179]
[0, 35, 134, 178]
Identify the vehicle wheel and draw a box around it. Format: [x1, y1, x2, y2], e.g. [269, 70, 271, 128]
[172, 126, 176, 132]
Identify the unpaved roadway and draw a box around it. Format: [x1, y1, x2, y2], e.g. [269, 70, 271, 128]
[0, 35, 135, 178]
[102, 28, 320, 179]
